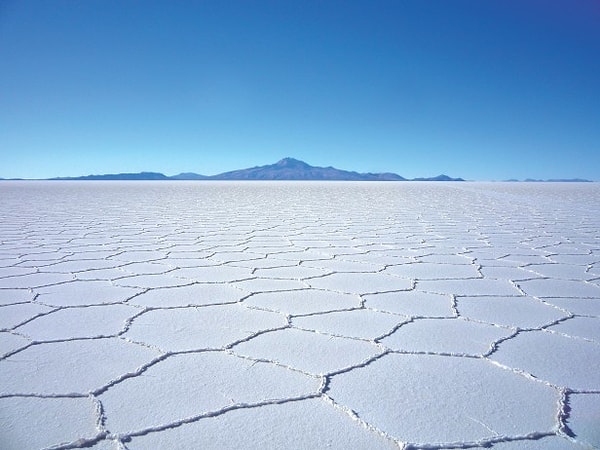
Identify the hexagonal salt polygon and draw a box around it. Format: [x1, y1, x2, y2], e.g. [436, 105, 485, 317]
[0, 396, 100, 450]
[327, 353, 557, 445]
[125, 304, 286, 351]
[243, 289, 361, 315]
[490, 330, 600, 390]
[34, 280, 142, 306]
[100, 351, 320, 434]
[0, 338, 160, 395]
[308, 272, 412, 295]
[232, 328, 382, 375]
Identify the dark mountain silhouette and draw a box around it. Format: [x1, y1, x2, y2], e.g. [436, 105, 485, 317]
[503, 178, 591, 182]
[49, 172, 169, 181]
[522, 178, 591, 183]
[40, 158, 467, 181]
[207, 157, 406, 181]
[411, 174, 465, 182]
[169, 172, 210, 180]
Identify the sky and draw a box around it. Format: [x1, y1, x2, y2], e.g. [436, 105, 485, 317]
[1, 0, 599, 181]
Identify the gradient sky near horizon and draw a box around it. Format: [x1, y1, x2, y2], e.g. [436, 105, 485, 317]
[1, 1, 599, 180]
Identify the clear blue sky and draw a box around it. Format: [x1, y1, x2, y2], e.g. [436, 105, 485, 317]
[1, 0, 599, 180]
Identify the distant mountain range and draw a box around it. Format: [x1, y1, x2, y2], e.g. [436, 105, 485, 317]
[504, 178, 592, 183]
[49, 172, 171, 181]
[45, 158, 465, 181]
[1, 158, 593, 182]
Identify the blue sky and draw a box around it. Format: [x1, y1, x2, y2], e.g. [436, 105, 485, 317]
[1, 0, 599, 180]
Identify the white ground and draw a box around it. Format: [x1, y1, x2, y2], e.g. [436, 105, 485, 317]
[1, 181, 599, 450]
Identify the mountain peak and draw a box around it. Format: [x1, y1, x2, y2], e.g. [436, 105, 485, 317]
[275, 157, 310, 168]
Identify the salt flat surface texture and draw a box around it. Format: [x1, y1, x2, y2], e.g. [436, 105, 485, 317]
[1, 181, 599, 450]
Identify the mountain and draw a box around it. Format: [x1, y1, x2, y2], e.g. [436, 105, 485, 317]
[411, 174, 465, 182]
[207, 157, 406, 181]
[504, 178, 592, 182]
[40, 158, 466, 181]
[49, 172, 169, 181]
[169, 172, 210, 180]
[524, 178, 591, 183]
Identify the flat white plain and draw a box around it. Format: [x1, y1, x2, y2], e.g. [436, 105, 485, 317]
[1, 181, 599, 449]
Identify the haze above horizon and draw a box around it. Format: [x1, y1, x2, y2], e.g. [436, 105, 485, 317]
[1, 1, 599, 181]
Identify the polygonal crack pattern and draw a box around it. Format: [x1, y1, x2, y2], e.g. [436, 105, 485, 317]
[1, 181, 599, 449]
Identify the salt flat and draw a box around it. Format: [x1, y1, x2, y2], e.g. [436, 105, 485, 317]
[1, 181, 599, 450]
